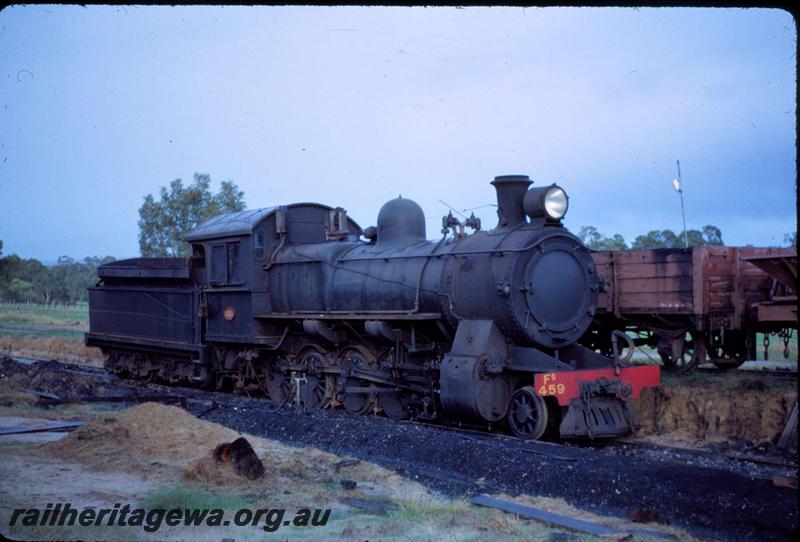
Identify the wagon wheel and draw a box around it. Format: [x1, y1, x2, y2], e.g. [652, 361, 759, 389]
[710, 355, 745, 370]
[659, 332, 706, 373]
[657, 337, 676, 369]
[709, 338, 747, 370]
[297, 347, 331, 409]
[507, 386, 549, 440]
[340, 346, 376, 415]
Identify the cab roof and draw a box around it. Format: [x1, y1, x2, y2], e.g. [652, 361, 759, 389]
[184, 203, 362, 242]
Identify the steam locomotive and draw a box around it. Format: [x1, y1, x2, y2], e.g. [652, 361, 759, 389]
[86, 175, 659, 439]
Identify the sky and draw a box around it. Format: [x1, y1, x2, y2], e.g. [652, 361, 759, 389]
[0, 5, 796, 261]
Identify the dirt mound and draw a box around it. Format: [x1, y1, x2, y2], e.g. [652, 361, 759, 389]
[635, 379, 797, 444]
[182, 453, 279, 489]
[42, 401, 420, 509]
[0, 334, 105, 366]
[0, 356, 112, 399]
[45, 402, 240, 472]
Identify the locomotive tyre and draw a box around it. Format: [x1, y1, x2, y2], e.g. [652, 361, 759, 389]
[303, 375, 327, 409]
[298, 347, 331, 408]
[340, 347, 375, 415]
[380, 391, 411, 420]
[507, 386, 549, 440]
[266, 365, 292, 406]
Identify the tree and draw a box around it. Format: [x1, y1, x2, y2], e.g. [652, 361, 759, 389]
[701, 225, 723, 246]
[138, 173, 246, 257]
[576, 224, 724, 251]
[603, 234, 629, 251]
[577, 226, 602, 247]
[0, 252, 116, 305]
[632, 229, 682, 249]
[6, 278, 36, 303]
[576, 226, 629, 251]
[785, 231, 797, 247]
[0, 239, 3, 258]
[630, 225, 723, 249]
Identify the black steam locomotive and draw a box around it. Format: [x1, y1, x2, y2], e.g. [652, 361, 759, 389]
[86, 175, 659, 439]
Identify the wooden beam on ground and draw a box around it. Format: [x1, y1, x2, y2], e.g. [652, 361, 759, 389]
[0, 421, 85, 436]
[777, 402, 798, 451]
[470, 494, 622, 536]
[469, 494, 678, 539]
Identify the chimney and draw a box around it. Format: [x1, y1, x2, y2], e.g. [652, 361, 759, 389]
[491, 175, 532, 229]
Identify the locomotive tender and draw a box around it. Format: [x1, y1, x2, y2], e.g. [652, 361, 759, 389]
[87, 175, 659, 439]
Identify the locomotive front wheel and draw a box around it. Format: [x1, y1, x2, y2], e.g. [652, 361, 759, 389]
[507, 386, 549, 440]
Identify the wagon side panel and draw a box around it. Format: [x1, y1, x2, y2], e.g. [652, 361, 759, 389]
[610, 249, 695, 315]
[701, 246, 738, 330]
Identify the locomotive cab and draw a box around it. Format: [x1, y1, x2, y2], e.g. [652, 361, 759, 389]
[185, 205, 362, 346]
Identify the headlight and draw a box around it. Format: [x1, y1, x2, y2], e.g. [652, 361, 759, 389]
[523, 184, 570, 221]
[543, 186, 568, 219]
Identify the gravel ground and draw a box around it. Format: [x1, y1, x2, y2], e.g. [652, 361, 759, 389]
[2, 356, 797, 541]
[196, 399, 797, 542]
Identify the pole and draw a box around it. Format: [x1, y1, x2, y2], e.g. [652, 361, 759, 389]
[676, 160, 688, 249]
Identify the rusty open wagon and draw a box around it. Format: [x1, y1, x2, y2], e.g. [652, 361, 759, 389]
[584, 246, 797, 372]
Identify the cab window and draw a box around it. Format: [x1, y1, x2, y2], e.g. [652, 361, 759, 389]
[210, 241, 242, 285]
[211, 244, 226, 283]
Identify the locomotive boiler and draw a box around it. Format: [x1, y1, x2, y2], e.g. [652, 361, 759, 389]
[87, 175, 659, 440]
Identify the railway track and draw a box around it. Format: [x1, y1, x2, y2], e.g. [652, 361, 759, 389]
[3, 353, 797, 469]
[7, 354, 795, 464]
[1, 354, 797, 541]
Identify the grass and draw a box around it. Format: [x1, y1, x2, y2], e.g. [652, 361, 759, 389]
[661, 370, 797, 392]
[752, 332, 799, 361]
[630, 332, 798, 364]
[143, 483, 256, 511]
[0, 303, 89, 340]
[0, 302, 88, 325]
[391, 497, 472, 522]
[2, 301, 795, 362]
[0, 327, 85, 339]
